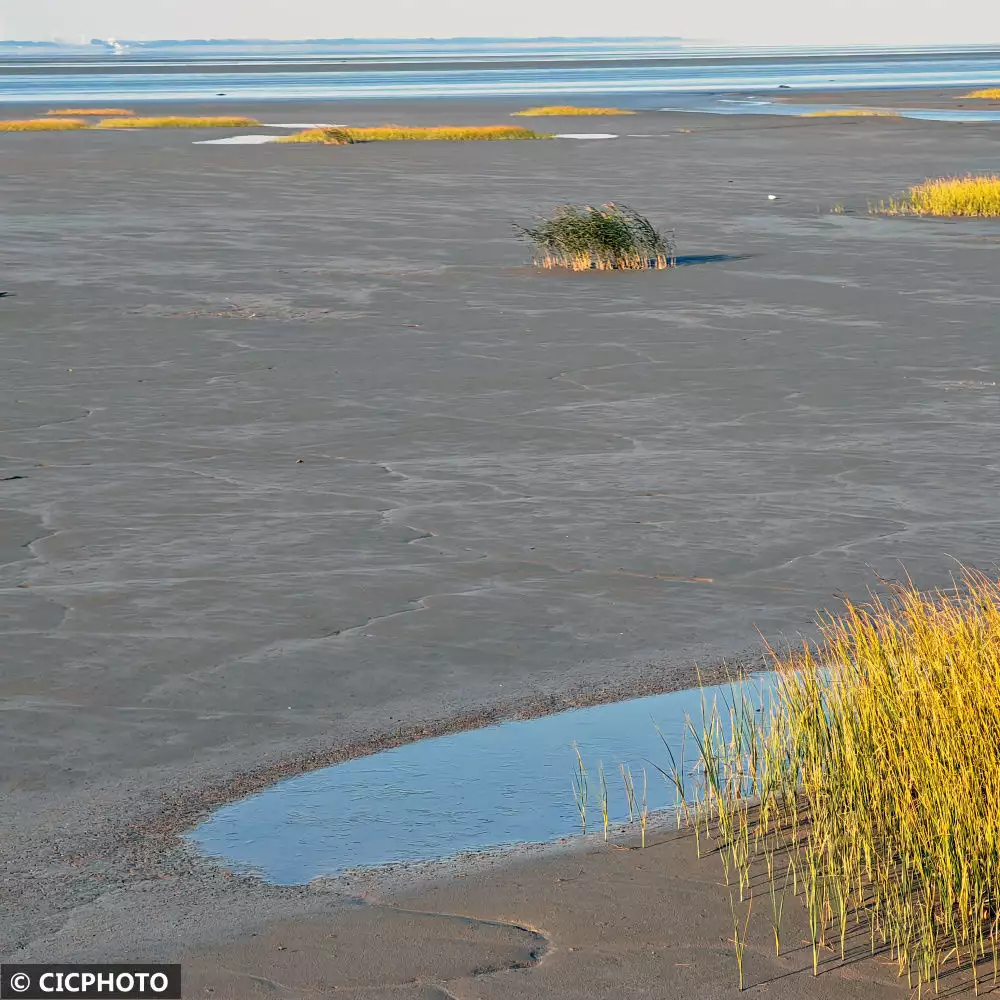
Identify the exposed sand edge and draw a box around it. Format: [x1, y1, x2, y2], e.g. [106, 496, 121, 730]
[177, 824, 916, 1000]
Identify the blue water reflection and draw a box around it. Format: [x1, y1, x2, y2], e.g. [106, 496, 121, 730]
[187, 674, 774, 885]
[2, 41, 1000, 104]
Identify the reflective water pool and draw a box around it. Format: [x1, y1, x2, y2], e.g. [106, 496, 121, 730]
[660, 95, 1000, 122]
[186, 674, 774, 885]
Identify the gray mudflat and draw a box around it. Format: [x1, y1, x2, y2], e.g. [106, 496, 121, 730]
[2, 99, 999, 959]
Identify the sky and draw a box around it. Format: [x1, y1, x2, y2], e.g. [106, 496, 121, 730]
[2, 0, 999, 47]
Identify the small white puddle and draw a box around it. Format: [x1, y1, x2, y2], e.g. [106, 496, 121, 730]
[194, 135, 279, 145]
[554, 132, 618, 139]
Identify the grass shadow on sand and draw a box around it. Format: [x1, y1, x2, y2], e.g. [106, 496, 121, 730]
[673, 253, 753, 267]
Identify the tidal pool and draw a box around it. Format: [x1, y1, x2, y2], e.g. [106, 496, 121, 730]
[659, 96, 1000, 122]
[187, 674, 775, 885]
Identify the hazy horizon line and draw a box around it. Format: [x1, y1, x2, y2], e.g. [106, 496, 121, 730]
[4, 34, 687, 43]
[5, 34, 999, 50]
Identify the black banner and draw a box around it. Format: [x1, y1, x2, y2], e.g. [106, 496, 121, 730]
[1, 966, 181, 999]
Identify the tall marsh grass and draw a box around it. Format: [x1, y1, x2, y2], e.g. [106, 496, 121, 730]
[0, 118, 87, 131]
[513, 105, 637, 116]
[961, 89, 1000, 99]
[515, 203, 675, 271]
[878, 175, 1000, 217]
[279, 124, 549, 142]
[671, 569, 1000, 993]
[97, 116, 260, 129]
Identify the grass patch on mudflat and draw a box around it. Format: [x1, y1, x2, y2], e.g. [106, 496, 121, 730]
[877, 174, 1000, 216]
[47, 107, 135, 116]
[275, 127, 356, 144]
[513, 105, 637, 116]
[961, 88, 1000, 99]
[97, 116, 260, 129]
[801, 108, 900, 117]
[280, 125, 549, 142]
[0, 118, 87, 131]
[515, 203, 675, 271]
[673, 568, 1000, 992]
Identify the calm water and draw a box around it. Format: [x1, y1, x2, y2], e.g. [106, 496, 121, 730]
[2, 39, 1000, 104]
[186, 675, 774, 885]
[661, 94, 1000, 122]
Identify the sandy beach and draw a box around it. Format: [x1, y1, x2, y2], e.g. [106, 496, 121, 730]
[178, 829, 917, 1000]
[2, 95, 999, 992]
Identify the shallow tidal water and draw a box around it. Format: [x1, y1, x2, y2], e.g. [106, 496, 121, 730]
[2, 40, 1000, 103]
[661, 94, 1000, 122]
[187, 675, 775, 885]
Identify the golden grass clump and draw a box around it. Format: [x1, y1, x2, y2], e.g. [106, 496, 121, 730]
[513, 105, 637, 116]
[359, 125, 548, 141]
[275, 127, 356, 145]
[801, 108, 900, 117]
[671, 568, 1000, 993]
[278, 124, 548, 143]
[97, 116, 260, 129]
[46, 108, 135, 116]
[879, 174, 1000, 217]
[515, 203, 675, 271]
[0, 118, 88, 131]
[960, 88, 1000, 99]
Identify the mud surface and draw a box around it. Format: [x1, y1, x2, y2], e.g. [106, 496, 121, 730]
[2, 98, 999, 964]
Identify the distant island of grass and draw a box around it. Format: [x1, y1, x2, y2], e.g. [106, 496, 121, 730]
[513, 106, 637, 116]
[97, 116, 260, 129]
[0, 118, 88, 131]
[46, 108, 136, 117]
[277, 125, 551, 143]
[801, 109, 900, 118]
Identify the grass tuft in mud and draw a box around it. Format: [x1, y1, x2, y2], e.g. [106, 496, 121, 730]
[876, 174, 1000, 217]
[514, 203, 675, 271]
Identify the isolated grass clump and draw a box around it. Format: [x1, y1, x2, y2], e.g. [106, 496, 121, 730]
[46, 107, 135, 116]
[97, 116, 260, 129]
[672, 568, 1000, 993]
[348, 125, 548, 141]
[0, 118, 87, 131]
[801, 108, 899, 117]
[961, 88, 1000, 99]
[277, 124, 548, 143]
[878, 174, 1000, 217]
[515, 203, 675, 271]
[276, 127, 356, 145]
[513, 105, 637, 116]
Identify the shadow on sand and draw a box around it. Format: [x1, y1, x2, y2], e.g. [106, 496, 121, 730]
[673, 253, 753, 267]
[514, 253, 753, 276]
